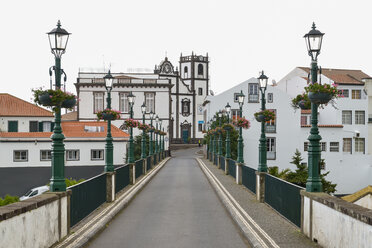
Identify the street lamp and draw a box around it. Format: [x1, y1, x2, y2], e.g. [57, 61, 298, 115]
[155, 115, 160, 154]
[258, 71, 269, 172]
[225, 103, 231, 159]
[104, 70, 114, 172]
[141, 102, 147, 159]
[212, 116, 217, 157]
[48, 21, 71, 192]
[218, 111, 223, 157]
[149, 111, 155, 156]
[127, 92, 136, 163]
[236, 90, 245, 163]
[304, 23, 324, 192]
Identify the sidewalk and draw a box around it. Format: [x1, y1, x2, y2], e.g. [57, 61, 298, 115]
[197, 151, 319, 248]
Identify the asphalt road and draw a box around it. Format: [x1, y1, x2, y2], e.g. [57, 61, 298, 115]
[87, 149, 250, 248]
[0, 166, 105, 197]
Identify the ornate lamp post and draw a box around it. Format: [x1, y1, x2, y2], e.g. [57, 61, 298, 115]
[236, 90, 245, 163]
[258, 71, 269, 172]
[48, 21, 71, 192]
[141, 103, 147, 159]
[212, 116, 217, 157]
[304, 23, 324, 192]
[159, 120, 163, 152]
[127, 92, 136, 163]
[149, 111, 155, 156]
[207, 121, 211, 157]
[155, 115, 160, 154]
[104, 70, 114, 172]
[225, 103, 231, 159]
[218, 111, 223, 157]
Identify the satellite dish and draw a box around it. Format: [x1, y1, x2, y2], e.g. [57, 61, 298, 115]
[209, 90, 214, 96]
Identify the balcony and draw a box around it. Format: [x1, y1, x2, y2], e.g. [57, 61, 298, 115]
[265, 125, 276, 133]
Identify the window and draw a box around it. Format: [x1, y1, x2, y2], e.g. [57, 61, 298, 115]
[266, 137, 276, 160]
[232, 109, 239, 121]
[248, 83, 259, 102]
[355, 138, 365, 153]
[267, 93, 273, 103]
[66, 150, 80, 161]
[342, 111, 352, 124]
[181, 99, 190, 116]
[355, 111, 365, 124]
[14, 150, 28, 162]
[198, 123, 203, 132]
[29, 121, 38, 132]
[198, 88, 203, 96]
[8, 121, 18, 132]
[352, 90, 361, 99]
[321, 142, 326, 151]
[119, 93, 129, 113]
[40, 150, 52, 161]
[91, 150, 104, 160]
[330, 142, 339, 152]
[145, 93, 155, 113]
[343, 138, 352, 154]
[184, 66, 188, 78]
[234, 93, 239, 102]
[43, 121, 52, 132]
[94, 92, 104, 113]
[301, 115, 310, 125]
[338, 89, 349, 98]
[304, 142, 309, 151]
[198, 64, 204, 76]
[265, 109, 276, 133]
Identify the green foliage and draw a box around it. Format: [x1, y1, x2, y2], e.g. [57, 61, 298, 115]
[0, 194, 20, 206]
[131, 133, 150, 161]
[268, 149, 337, 193]
[254, 109, 276, 121]
[291, 93, 311, 110]
[305, 83, 339, 98]
[65, 178, 85, 187]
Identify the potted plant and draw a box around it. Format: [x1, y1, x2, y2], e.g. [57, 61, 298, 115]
[96, 109, 121, 120]
[222, 123, 235, 130]
[304, 83, 339, 104]
[291, 93, 311, 110]
[232, 117, 250, 129]
[124, 118, 139, 128]
[254, 110, 275, 122]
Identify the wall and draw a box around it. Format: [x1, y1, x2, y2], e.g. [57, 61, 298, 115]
[301, 191, 372, 248]
[0, 116, 53, 132]
[0, 192, 69, 248]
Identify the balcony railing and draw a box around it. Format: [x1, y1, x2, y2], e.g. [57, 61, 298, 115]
[77, 78, 169, 84]
[265, 125, 276, 133]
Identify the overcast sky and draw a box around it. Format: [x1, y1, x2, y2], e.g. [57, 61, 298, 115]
[1, 0, 372, 102]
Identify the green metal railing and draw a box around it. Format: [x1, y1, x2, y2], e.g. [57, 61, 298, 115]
[214, 154, 218, 165]
[135, 159, 143, 179]
[153, 154, 157, 165]
[228, 159, 236, 179]
[147, 156, 152, 171]
[68, 173, 107, 227]
[220, 156, 225, 171]
[115, 164, 130, 193]
[264, 174, 303, 227]
[242, 165, 256, 193]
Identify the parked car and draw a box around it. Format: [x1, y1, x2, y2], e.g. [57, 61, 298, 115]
[20, 186, 49, 201]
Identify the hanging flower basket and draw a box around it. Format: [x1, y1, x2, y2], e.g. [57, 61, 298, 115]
[232, 117, 250, 129]
[222, 123, 234, 131]
[305, 83, 339, 105]
[254, 110, 275, 122]
[154, 129, 161, 134]
[148, 126, 155, 132]
[33, 88, 78, 111]
[160, 131, 167, 136]
[208, 129, 215, 135]
[61, 98, 77, 109]
[291, 93, 311, 110]
[215, 127, 225, 134]
[138, 123, 150, 132]
[38, 92, 52, 106]
[96, 109, 121, 121]
[124, 118, 139, 128]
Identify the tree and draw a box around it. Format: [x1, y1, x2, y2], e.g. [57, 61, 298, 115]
[268, 149, 337, 193]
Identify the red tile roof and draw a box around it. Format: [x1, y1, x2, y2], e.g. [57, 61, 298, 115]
[298, 67, 370, 85]
[0, 93, 53, 117]
[301, 124, 343, 128]
[0, 121, 129, 138]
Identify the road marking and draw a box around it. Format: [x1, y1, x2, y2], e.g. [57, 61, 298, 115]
[55, 158, 170, 248]
[197, 158, 280, 248]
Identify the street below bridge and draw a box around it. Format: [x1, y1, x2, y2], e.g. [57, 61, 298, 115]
[87, 148, 250, 248]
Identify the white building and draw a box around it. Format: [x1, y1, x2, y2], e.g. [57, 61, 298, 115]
[0, 94, 129, 167]
[75, 53, 210, 145]
[205, 68, 372, 194]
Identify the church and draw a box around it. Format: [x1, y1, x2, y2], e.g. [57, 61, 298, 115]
[75, 53, 210, 144]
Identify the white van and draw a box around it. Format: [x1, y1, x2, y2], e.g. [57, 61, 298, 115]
[20, 186, 49, 201]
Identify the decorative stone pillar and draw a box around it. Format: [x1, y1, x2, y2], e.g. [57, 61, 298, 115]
[256, 171, 266, 202]
[217, 156, 221, 169]
[236, 163, 243, 184]
[143, 158, 147, 175]
[129, 163, 135, 185]
[106, 171, 116, 202]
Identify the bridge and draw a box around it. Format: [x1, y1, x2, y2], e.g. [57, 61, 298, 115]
[0, 148, 371, 248]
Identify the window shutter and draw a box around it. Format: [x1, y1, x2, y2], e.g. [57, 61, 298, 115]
[51, 122, 55, 132]
[8, 121, 18, 132]
[39, 122, 43, 132]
